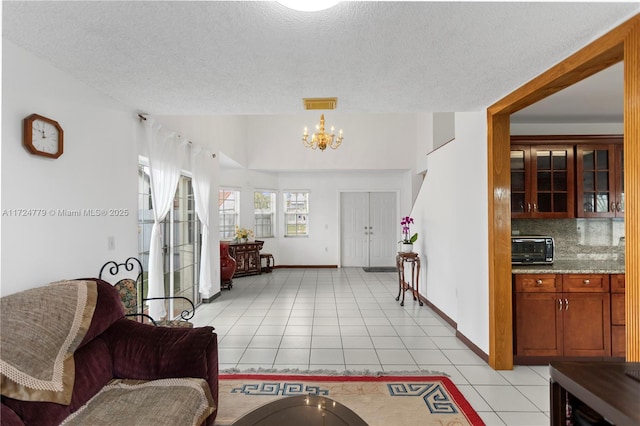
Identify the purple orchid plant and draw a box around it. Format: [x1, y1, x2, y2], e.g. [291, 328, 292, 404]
[399, 216, 418, 244]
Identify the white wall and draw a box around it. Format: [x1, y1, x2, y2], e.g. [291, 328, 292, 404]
[219, 168, 411, 266]
[245, 113, 420, 171]
[158, 113, 422, 270]
[1, 40, 138, 295]
[415, 112, 434, 175]
[433, 112, 455, 150]
[411, 111, 489, 353]
[153, 115, 249, 167]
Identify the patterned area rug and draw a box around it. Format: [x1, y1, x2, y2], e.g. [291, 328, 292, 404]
[215, 374, 485, 425]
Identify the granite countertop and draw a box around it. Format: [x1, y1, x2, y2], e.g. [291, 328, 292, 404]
[512, 259, 625, 274]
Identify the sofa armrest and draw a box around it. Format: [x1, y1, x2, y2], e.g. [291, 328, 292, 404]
[102, 319, 216, 381]
[1, 403, 25, 426]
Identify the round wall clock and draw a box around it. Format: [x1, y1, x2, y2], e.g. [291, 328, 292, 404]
[23, 113, 64, 159]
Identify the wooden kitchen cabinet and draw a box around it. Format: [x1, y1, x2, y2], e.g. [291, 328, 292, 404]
[611, 274, 626, 357]
[514, 274, 562, 357]
[510, 144, 574, 218]
[562, 291, 610, 357]
[516, 291, 563, 356]
[576, 142, 624, 218]
[514, 273, 612, 360]
[511, 134, 623, 219]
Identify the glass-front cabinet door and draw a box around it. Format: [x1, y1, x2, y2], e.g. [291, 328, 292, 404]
[510, 146, 530, 217]
[532, 146, 574, 218]
[511, 144, 574, 218]
[576, 143, 624, 218]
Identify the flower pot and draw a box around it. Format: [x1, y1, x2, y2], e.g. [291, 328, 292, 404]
[401, 243, 414, 253]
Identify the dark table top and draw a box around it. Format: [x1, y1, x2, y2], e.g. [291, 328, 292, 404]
[550, 361, 640, 425]
[230, 395, 368, 426]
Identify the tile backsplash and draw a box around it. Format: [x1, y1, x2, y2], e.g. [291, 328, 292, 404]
[512, 218, 625, 261]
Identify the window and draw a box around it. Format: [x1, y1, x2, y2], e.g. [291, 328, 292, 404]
[283, 191, 309, 237]
[219, 189, 240, 240]
[254, 190, 276, 238]
[138, 163, 201, 319]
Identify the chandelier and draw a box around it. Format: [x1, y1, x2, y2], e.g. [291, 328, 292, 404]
[302, 114, 344, 151]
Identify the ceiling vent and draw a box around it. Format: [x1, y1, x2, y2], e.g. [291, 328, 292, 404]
[303, 97, 337, 110]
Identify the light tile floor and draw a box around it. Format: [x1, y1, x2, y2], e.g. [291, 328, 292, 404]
[192, 268, 550, 425]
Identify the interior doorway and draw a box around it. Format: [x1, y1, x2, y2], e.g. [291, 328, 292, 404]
[340, 192, 397, 267]
[487, 14, 640, 368]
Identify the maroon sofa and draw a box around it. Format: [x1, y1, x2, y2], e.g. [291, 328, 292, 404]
[0, 278, 218, 425]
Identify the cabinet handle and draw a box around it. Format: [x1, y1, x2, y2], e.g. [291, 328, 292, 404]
[583, 279, 590, 285]
[616, 202, 622, 212]
[533, 203, 538, 212]
[565, 298, 569, 310]
[527, 203, 531, 212]
[558, 299, 563, 311]
[611, 202, 616, 212]
[535, 279, 543, 285]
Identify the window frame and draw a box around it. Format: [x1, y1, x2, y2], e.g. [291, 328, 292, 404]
[254, 189, 277, 238]
[283, 190, 309, 237]
[219, 188, 240, 240]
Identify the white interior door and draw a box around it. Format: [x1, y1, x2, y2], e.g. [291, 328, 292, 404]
[369, 192, 397, 266]
[341, 192, 397, 267]
[340, 193, 369, 266]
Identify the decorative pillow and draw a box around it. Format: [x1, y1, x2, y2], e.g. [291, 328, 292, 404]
[0, 280, 97, 404]
[113, 278, 138, 316]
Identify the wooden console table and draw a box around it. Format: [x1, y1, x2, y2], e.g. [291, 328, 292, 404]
[228, 241, 263, 277]
[550, 361, 640, 425]
[395, 252, 422, 306]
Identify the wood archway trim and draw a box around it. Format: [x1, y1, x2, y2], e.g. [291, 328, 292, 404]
[487, 13, 640, 369]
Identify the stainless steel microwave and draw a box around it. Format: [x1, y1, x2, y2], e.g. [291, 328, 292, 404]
[511, 236, 554, 264]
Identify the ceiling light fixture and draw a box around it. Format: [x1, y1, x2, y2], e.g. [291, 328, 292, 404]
[277, 0, 341, 12]
[302, 114, 344, 151]
[302, 98, 343, 151]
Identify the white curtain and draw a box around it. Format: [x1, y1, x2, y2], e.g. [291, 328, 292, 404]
[191, 146, 214, 295]
[145, 120, 185, 319]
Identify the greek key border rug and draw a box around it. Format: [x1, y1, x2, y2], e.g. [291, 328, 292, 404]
[215, 374, 485, 425]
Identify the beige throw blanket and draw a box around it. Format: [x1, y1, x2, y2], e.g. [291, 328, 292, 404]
[60, 378, 215, 426]
[0, 280, 97, 404]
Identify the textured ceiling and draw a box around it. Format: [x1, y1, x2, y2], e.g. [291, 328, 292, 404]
[3, 1, 638, 118]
